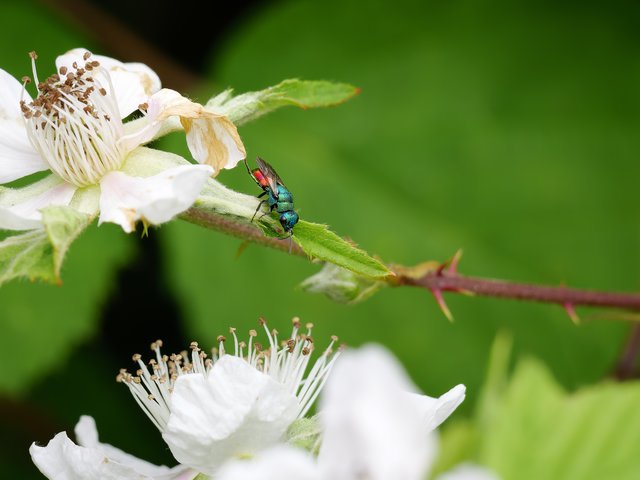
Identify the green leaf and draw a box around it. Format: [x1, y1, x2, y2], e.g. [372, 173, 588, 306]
[207, 79, 359, 125]
[481, 358, 640, 479]
[293, 221, 391, 279]
[0, 223, 131, 394]
[300, 262, 387, 304]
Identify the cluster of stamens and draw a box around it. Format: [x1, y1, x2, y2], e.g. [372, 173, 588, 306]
[19, 51, 125, 187]
[116, 317, 341, 432]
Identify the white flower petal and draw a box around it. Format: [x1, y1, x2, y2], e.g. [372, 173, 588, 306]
[435, 463, 501, 480]
[98, 164, 212, 233]
[75, 416, 193, 480]
[0, 175, 76, 230]
[183, 114, 246, 174]
[407, 383, 466, 432]
[119, 89, 189, 150]
[30, 419, 191, 480]
[56, 48, 161, 118]
[216, 445, 320, 480]
[122, 89, 245, 173]
[0, 68, 48, 183]
[318, 345, 442, 480]
[162, 355, 299, 475]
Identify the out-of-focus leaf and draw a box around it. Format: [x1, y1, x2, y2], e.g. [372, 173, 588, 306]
[207, 79, 359, 125]
[0, 223, 131, 394]
[482, 358, 640, 480]
[293, 221, 391, 279]
[300, 262, 387, 303]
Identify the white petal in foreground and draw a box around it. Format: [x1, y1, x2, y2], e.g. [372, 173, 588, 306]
[0, 68, 48, 183]
[98, 164, 212, 233]
[0, 175, 76, 230]
[435, 463, 501, 480]
[30, 416, 192, 480]
[407, 383, 466, 432]
[56, 49, 161, 118]
[216, 445, 320, 480]
[318, 345, 456, 480]
[162, 355, 299, 476]
[124, 89, 245, 174]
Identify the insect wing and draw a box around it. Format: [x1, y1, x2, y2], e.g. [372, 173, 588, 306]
[256, 157, 288, 196]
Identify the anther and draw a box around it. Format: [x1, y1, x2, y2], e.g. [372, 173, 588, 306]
[132, 354, 141, 362]
[28, 51, 38, 60]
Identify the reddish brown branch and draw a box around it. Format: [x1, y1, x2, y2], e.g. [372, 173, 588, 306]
[181, 208, 306, 257]
[399, 272, 640, 311]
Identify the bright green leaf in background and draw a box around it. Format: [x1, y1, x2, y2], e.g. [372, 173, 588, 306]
[481, 357, 640, 480]
[437, 334, 640, 480]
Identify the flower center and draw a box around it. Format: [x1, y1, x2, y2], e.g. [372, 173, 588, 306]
[20, 51, 125, 187]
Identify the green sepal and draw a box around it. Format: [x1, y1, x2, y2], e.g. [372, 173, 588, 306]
[286, 416, 322, 453]
[300, 262, 387, 304]
[0, 230, 53, 284]
[207, 79, 360, 125]
[42, 206, 93, 279]
[0, 206, 92, 285]
[293, 221, 392, 279]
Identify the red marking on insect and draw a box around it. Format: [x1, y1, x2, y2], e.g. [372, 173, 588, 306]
[251, 169, 270, 189]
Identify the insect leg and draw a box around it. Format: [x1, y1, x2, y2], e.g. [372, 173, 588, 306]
[251, 200, 268, 222]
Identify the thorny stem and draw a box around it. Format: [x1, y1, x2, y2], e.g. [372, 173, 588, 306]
[398, 273, 640, 311]
[181, 207, 640, 314]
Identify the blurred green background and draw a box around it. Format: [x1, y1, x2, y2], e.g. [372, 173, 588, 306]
[1, 0, 639, 477]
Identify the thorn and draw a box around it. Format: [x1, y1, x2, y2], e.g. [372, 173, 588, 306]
[564, 303, 580, 325]
[431, 288, 454, 322]
[236, 241, 249, 258]
[448, 249, 463, 274]
[437, 249, 463, 276]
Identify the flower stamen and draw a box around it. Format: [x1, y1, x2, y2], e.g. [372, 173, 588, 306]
[20, 51, 126, 187]
[117, 318, 341, 433]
